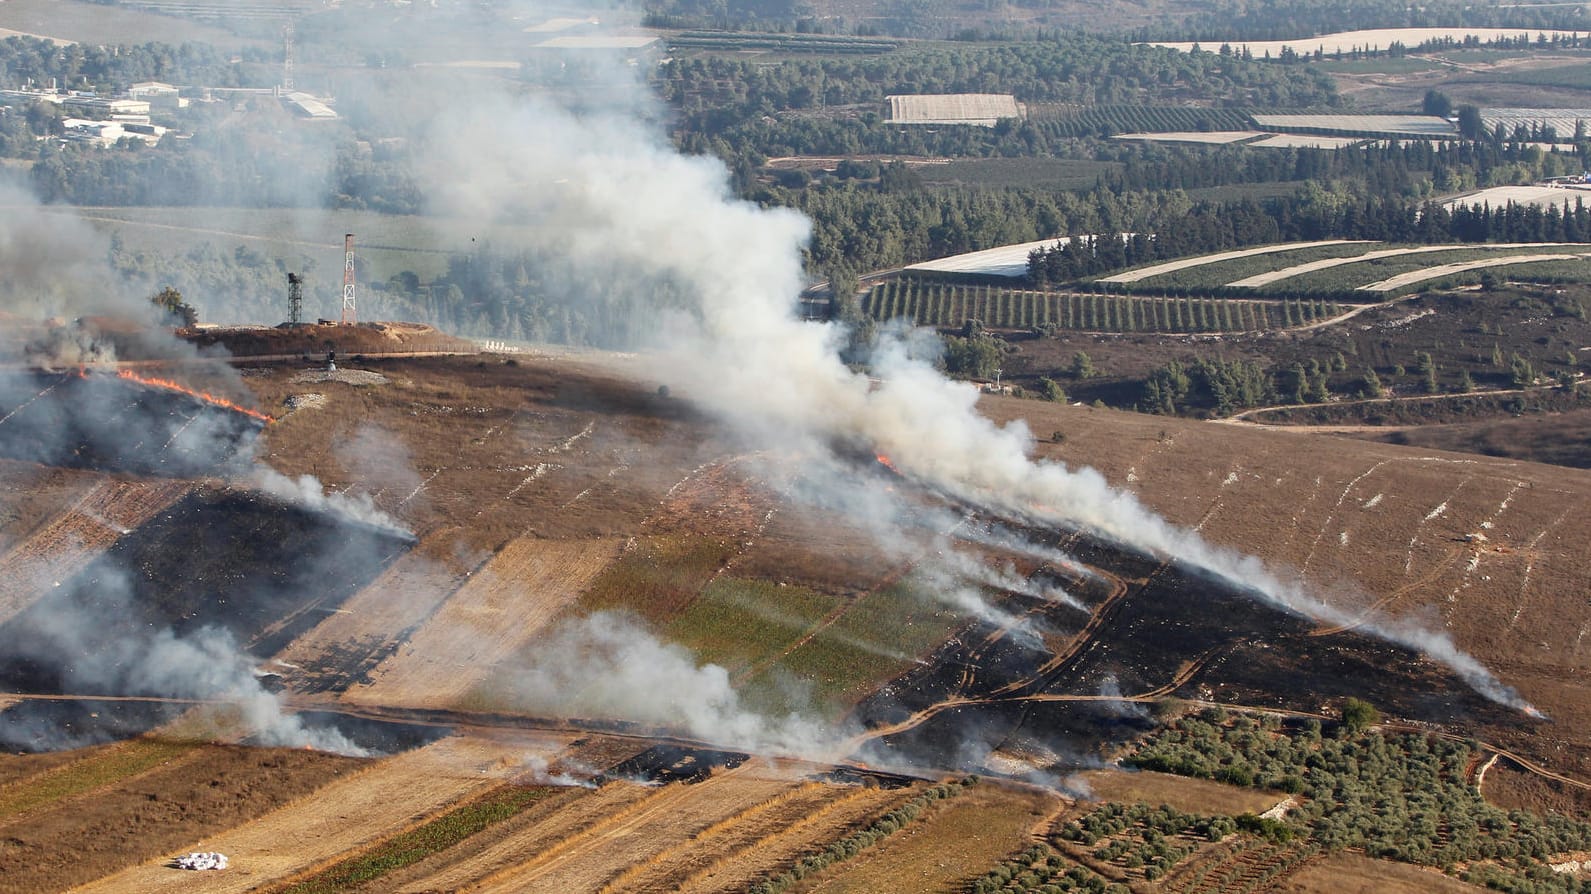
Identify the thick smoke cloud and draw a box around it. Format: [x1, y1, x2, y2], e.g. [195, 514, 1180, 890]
[0, 564, 365, 754]
[498, 612, 841, 759]
[399, 7, 1532, 718]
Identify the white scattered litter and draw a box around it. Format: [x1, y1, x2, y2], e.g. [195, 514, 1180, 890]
[173, 852, 228, 871]
[290, 368, 389, 386]
[1361, 493, 1383, 509]
[284, 393, 327, 410]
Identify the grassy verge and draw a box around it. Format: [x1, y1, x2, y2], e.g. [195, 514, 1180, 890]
[273, 784, 554, 894]
[1283, 245, 1588, 292]
[1127, 242, 1380, 290]
[752, 582, 966, 714]
[666, 577, 839, 677]
[577, 534, 735, 624]
[0, 738, 195, 821]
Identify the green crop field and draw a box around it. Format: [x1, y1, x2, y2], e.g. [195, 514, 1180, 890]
[749, 582, 965, 715]
[1119, 243, 1382, 290]
[1280, 245, 1589, 292]
[666, 578, 839, 679]
[861, 277, 1343, 333]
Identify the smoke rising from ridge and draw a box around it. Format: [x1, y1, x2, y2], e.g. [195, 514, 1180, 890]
[398, 11, 1532, 719]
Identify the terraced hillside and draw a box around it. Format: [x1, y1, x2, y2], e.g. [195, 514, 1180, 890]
[0, 351, 1586, 891]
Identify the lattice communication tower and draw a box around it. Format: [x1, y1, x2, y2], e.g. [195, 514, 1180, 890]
[341, 233, 357, 325]
[286, 271, 303, 325]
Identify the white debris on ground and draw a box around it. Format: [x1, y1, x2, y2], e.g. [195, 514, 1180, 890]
[173, 852, 228, 871]
[283, 393, 327, 411]
[1260, 797, 1297, 821]
[290, 368, 389, 386]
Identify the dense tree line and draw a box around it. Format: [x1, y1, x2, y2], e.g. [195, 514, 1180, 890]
[665, 37, 1337, 158]
[1130, 709, 1591, 892]
[0, 36, 269, 92]
[1028, 194, 1591, 285]
[1130, 0, 1591, 43]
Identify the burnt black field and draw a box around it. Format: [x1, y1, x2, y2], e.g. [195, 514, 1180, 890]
[0, 370, 261, 477]
[0, 488, 411, 751]
[852, 519, 1528, 777]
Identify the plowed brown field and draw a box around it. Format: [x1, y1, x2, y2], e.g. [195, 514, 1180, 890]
[673, 783, 913, 894]
[1, 744, 358, 894]
[463, 767, 797, 893]
[983, 397, 1591, 796]
[792, 783, 1059, 893]
[348, 537, 619, 708]
[67, 736, 512, 894]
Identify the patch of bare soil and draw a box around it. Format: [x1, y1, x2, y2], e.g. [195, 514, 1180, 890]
[0, 461, 97, 554]
[1276, 851, 1488, 893]
[70, 736, 511, 894]
[792, 784, 1057, 894]
[350, 537, 620, 709]
[983, 396, 1591, 798]
[1075, 768, 1282, 816]
[1483, 747, 1591, 817]
[183, 322, 474, 359]
[243, 356, 721, 551]
[0, 745, 361, 894]
[1352, 407, 1591, 470]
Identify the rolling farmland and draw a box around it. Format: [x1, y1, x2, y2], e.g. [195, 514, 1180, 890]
[862, 277, 1344, 333]
[2, 350, 1590, 893]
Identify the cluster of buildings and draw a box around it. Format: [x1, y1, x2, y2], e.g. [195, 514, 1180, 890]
[0, 79, 338, 147]
[0, 82, 180, 146]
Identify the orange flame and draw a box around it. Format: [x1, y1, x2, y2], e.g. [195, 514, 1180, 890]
[115, 369, 274, 424]
[875, 453, 899, 473]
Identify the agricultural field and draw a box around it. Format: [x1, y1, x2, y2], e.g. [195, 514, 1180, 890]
[1096, 241, 1368, 285]
[1249, 114, 1456, 138]
[1112, 131, 1268, 145]
[2, 347, 1591, 891]
[0, 0, 266, 47]
[1092, 241, 1591, 295]
[1444, 185, 1591, 211]
[862, 277, 1345, 333]
[912, 158, 1120, 190]
[1481, 107, 1591, 137]
[1151, 27, 1588, 58]
[1029, 105, 1253, 139]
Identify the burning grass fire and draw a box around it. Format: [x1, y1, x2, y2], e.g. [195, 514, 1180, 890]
[0, 368, 266, 476]
[112, 370, 274, 425]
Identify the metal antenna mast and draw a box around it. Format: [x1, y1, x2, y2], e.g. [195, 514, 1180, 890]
[341, 233, 357, 325]
[282, 21, 295, 92]
[287, 272, 303, 325]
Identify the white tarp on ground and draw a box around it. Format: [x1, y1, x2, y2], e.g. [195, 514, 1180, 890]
[173, 852, 228, 871]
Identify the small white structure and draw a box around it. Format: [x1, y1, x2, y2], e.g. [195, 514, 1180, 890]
[173, 852, 228, 871]
[886, 93, 1022, 127]
[281, 91, 337, 119]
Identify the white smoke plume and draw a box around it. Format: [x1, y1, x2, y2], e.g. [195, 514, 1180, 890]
[403, 24, 1531, 716]
[253, 467, 411, 537]
[0, 564, 367, 755]
[498, 612, 847, 759]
